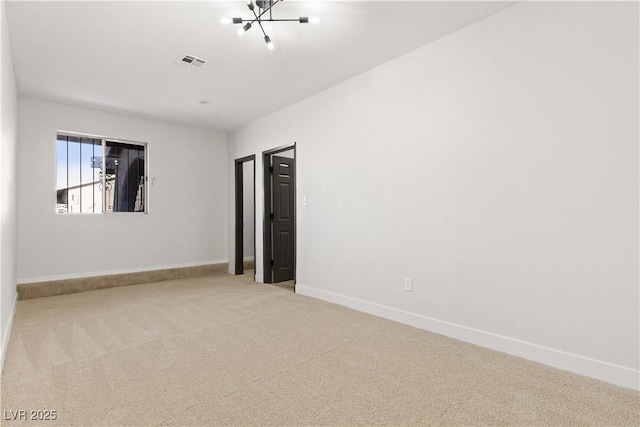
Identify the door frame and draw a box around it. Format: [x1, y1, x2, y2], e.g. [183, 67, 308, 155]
[234, 155, 256, 278]
[262, 143, 296, 284]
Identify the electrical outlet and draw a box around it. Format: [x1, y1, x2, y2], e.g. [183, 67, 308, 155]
[404, 277, 413, 292]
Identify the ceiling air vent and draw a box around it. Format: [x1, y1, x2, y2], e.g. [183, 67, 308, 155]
[176, 54, 208, 70]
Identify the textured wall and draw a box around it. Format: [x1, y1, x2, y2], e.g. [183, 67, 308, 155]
[229, 2, 639, 388]
[17, 98, 228, 282]
[0, 0, 19, 371]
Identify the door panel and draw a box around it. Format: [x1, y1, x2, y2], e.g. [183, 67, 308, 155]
[272, 155, 295, 282]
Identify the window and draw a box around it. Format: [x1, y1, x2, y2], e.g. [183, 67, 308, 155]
[56, 133, 147, 214]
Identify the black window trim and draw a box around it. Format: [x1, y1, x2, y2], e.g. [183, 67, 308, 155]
[56, 130, 149, 215]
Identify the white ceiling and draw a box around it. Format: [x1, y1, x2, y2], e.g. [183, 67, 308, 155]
[6, 1, 513, 133]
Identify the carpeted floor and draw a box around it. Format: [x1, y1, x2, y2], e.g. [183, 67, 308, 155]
[1, 273, 638, 426]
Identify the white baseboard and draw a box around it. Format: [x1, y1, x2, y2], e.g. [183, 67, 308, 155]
[295, 284, 639, 391]
[18, 259, 229, 284]
[254, 274, 264, 283]
[228, 266, 235, 275]
[1, 293, 18, 378]
[243, 256, 255, 262]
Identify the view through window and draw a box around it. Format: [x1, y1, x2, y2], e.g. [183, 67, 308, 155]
[56, 134, 147, 213]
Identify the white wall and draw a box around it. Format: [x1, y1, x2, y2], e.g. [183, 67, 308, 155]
[228, 2, 639, 389]
[242, 160, 254, 259]
[276, 149, 294, 159]
[18, 98, 228, 282]
[0, 0, 19, 372]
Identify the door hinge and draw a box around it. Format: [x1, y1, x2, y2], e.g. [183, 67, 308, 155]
[270, 259, 275, 266]
[269, 166, 274, 173]
[269, 213, 274, 219]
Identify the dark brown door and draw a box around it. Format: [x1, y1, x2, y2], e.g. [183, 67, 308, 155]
[272, 155, 295, 282]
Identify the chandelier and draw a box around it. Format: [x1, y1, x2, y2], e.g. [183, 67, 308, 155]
[221, 0, 319, 50]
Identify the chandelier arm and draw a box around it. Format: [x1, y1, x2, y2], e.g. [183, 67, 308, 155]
[245, 0, 281, 26]
[260, 0, 280, 18]
[238, 19, 300, 22]
[256, 18, 268, 37]
[249, 5, 268, 37]
[250, 7, 261, 24]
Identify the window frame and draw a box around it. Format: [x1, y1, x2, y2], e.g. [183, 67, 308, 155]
[56, 131, 149, 215]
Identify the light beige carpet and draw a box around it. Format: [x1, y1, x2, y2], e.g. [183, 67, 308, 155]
[1, 273, 638, 426]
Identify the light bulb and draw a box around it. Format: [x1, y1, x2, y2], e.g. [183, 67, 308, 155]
[265, 35, 274, 50]
[238, 22, 251, 36]
[310, 17, 320, 24]
[220, 17, 232, 25]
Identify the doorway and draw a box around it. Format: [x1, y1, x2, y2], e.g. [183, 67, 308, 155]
[234, 155, 256, 278]
[263, 144, 296, 286]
